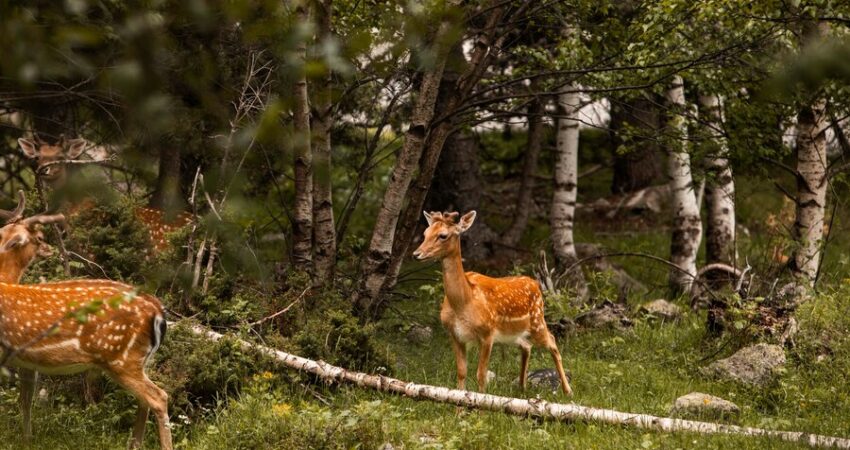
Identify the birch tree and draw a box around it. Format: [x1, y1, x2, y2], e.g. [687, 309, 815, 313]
[551, 88, 581, 268]
[292, 2, 314, 272]
[311, 0, 336, 284]
[790, 20, 830, 288]
[700, 94, 735, 265]
[666, 75, 702, 294]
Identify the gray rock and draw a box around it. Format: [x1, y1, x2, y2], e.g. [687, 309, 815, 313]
[547, 317, 577, 338]
[514, 368, 563, 392]
[703, 343, 786, 386]
[406, 324, 433, 345]
[670, 392, 740, 420]
[574, 301, 633, 330]
[639, 299, 682, 322]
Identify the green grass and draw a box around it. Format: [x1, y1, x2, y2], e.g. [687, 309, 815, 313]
[4, 287, 850, 449]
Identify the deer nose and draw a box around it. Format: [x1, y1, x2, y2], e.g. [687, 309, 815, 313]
[412, 249, 423, 260]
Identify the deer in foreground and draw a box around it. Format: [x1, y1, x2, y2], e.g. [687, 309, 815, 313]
[0, 192, 172, 450]
[413, 211, 573, 396]
[18, 136, 193, 253]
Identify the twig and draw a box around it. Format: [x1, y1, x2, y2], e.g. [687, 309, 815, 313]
[248, 286, 310, 326]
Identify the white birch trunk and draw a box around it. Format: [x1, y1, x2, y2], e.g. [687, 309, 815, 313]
[666, 76, 702, 293]
[790, 20, 830, 286]
[699, 94, 736, 265]
[291, 3, 313, 271]
[792, 98, 828, 285]
[184, 323, 850, 449]
[551, 88, 580, 266]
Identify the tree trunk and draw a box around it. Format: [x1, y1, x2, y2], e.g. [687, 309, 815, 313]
[699, 94, 736, 334]
[357, 4, 511, 314]
[311, 0, 336, 285]
[551, 89, 580, 267]
[551, 87, 587, 300]
[352, 20, 455, 316]
[790, 21, 830, 288]
[666, 76, 702, 294]
[291, 3, 314, 272]
[610, 96, 664, 194]
[701, 95, 735, 266]
[502, 92, 543, 246]
[150, 147, 186, 217]
[187, 323, 850, 450]
[380, 51, 463, 299]
[424, 130, 499, 262]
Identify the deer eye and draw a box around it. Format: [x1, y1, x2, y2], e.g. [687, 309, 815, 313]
[438, 233, 449, 240]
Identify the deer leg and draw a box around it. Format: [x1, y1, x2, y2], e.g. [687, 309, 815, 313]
[130, 405, 150, 449]
[448, 334, 468, 391]
[519, 343, 531, 390]
[542, 332, 572, 396]
[19, 368, 38, 442]
[476, 336, 494, 393]
[109, 368, 172, 450]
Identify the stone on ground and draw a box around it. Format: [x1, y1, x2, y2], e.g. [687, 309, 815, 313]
[574, 301, 633, 330]
[639, 299, 682, 322]
[406, 324, 433, 345]
[670, 392, 740, 420]
[703, 343, 786, 386]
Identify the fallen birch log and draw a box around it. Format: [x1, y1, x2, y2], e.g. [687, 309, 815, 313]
[183, 323, 850, 449]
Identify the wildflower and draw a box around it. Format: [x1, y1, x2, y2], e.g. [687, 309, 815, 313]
[273, 403, 293, 417]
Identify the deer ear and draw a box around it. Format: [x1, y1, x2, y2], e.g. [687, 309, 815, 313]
[458, 210, 477, 233]
[18, 138, 39, 159]
[423, 211, 435, 226]
[66, 139, 87, 159]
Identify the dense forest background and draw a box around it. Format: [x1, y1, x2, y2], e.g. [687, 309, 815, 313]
[2, 0, 850, 449]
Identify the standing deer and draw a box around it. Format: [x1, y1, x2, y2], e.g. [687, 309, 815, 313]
[0, 192, 173, 450]
[413, 211, 573, 395]
[18, 136, 193, 252]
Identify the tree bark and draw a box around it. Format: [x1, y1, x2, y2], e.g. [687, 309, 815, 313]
[702, 98, 735, 266]
[666, 76, 702, 294]
[700, 94, 736, 334]
[610, 96, 664, 194]
[381, 56, 462, 300]
[358, 4, 512, 314]
[292, 3, 314, 273]
[551, 87, 587, 300]
[187, 323, 850, 450]
[150, 147, 186, 217]
[502, 92, 543, 246]
[790, 21, 830, 288]
[311, 0, 336, 285]
[352, 19, 455, 315]
[551, 89, 580, 267]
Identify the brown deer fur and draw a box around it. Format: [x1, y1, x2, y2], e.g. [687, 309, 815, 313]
[413, 211, 572, 395]
[0, 194, 172, 450]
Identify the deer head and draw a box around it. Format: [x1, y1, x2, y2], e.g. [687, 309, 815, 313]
[412, 210, 476, 261]
[0, 190, 65, 282]
[18, 136, 88, 188]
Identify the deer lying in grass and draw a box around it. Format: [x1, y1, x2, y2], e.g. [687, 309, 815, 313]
[0, 192, 172, 450]
[413, 210, 572, 395]
[18, 136, 193, 253]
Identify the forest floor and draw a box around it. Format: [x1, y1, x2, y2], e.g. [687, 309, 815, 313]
[2, 286, 850, 450]
[2, 175, 850, 449]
